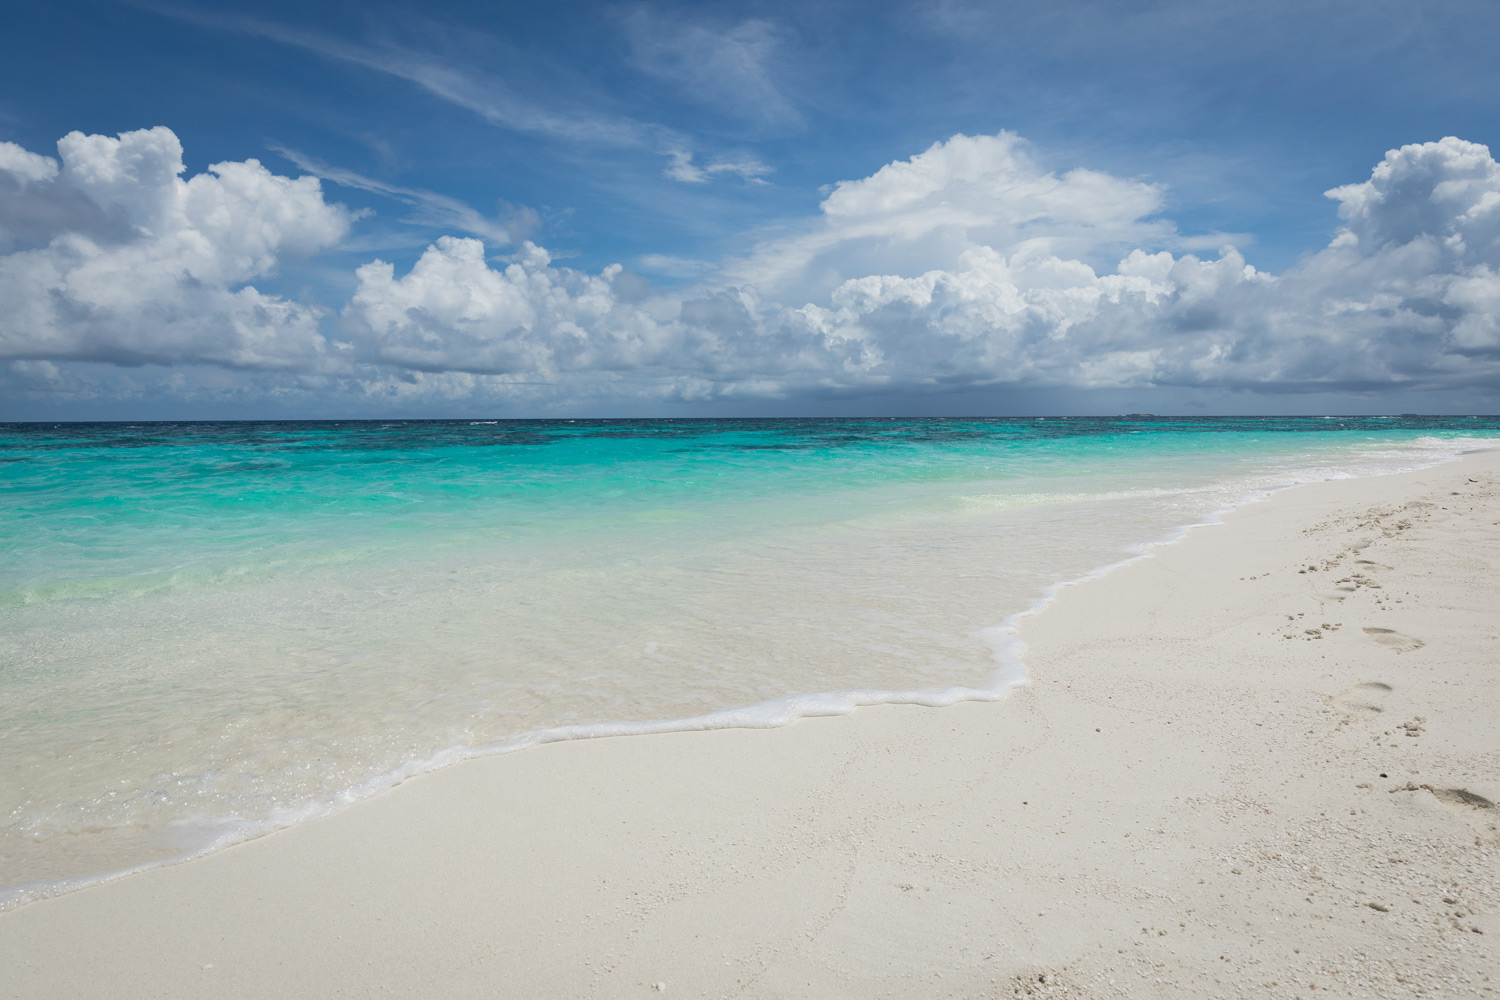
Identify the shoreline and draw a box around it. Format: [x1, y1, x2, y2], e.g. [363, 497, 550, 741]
[3, 450, 1498, 997]
[1, 441, 1479, 914]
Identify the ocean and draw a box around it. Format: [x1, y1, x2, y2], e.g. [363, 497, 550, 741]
[2, 416, 1497, 907]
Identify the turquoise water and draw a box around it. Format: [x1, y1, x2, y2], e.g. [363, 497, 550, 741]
[2, 416, 1497, 905]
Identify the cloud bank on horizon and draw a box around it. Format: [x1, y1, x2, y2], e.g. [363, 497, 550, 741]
[3, 125, 1500, 415]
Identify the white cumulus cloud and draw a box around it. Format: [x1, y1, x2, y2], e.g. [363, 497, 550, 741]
[345, 237, 668, 375]
[0, 141, 58, 185]
[6, 127, 1500, 413]
[712, 133, 1500, 395]
[1327, 135, 1500, 258]
[341, 237, 861, 388]
[723, 132, 1176, 305]
[0, 126, 352, 370]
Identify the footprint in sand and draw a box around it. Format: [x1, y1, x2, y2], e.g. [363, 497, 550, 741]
[1391, 783, 1495, 810]
[1334, 681, 1391, 715]
[1362, 627, 1424, 653]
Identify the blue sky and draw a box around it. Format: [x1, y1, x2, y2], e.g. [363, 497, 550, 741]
[3, 0, 1500, 417]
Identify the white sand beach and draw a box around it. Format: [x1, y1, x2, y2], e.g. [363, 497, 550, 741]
[2, 450, 1497, 999]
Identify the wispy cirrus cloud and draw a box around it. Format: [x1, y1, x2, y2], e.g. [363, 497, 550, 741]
[271, 145, 536, 246]
[663, 147, 772, 185]
[148, 4, 772, 188]
[147, 5, 651, 147]
[619, 7, 803, 131]
[635, 253, 715, 278]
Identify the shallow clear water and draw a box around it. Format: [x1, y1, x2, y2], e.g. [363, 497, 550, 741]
[2, 416, 1497, 905]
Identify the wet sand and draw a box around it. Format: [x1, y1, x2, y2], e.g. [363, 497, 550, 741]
[2, 450, 1497, 998]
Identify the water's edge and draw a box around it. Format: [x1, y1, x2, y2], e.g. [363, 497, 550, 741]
[0, 444, 1483, 912]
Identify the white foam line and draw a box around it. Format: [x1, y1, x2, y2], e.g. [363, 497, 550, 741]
[4, 435, 1496, 912]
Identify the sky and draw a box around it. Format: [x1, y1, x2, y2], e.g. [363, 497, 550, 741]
[2, 0, 1500, 418]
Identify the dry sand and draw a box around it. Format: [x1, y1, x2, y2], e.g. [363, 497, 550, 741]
[3, 450, 1497, 998]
